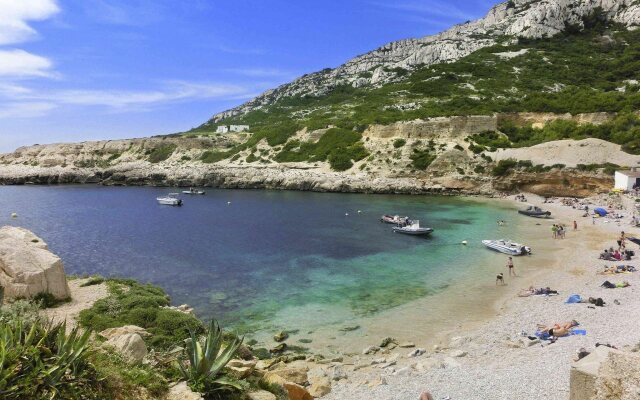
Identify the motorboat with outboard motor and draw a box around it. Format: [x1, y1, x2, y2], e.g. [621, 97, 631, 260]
[157, 193, 183, 206]
[182, 188, 205, 195]
[381, 215, 411, 224]
[392, 220, 433, 236]
[518, 205, 551, 218]
[482, 239, 531, 255]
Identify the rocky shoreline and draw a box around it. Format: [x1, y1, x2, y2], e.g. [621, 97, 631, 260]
[0, 162, 614, 198]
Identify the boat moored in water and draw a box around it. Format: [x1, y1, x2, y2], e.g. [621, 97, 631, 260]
[392, 220, 433, 236]
[182, 188, 205, 195]
[381, 215, 411, 224]
[157, 193, 183, 206]
[482, 239, 531, 255]
[518, 205, 551, 218]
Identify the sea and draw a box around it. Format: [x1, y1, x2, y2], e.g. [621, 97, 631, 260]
[0, 185, 526, 346]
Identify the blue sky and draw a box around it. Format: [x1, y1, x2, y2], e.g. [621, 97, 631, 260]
[0, 0, 497, 152]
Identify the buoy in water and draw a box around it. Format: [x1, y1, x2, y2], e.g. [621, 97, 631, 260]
[345, 213, 349, 216]
[461, 240, 468, 245]
[11, 213, 17, 218]
[227, 201, 231, 205]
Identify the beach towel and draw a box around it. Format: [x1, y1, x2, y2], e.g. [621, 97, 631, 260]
[570, 329, 587, 336]
[565, 294, 582, 304]
[594, 208, 607, 216]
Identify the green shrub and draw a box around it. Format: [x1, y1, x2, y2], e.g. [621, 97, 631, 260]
[410, 149, 436, 170]
[33, 291, 69, 309]
[393, 139, 406, 148]
[79, 279, 204, 349]
[453, 144, 464, 151]
[328, 152, 354, 171]
[80, 276, 105, 287]
[474, 165, 486, 174]
[492, 159, 518, 176]
[148, 145, 177, 163]
[90, 349, 169, 398]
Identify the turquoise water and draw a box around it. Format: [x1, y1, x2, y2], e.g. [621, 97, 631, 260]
[0, 186, 516, 333]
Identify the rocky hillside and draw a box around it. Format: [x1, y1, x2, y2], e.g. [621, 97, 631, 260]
[210, 0, 640, 122]
[2, 0, 640, 197]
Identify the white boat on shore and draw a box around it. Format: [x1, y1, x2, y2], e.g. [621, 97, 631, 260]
[482, 239, 531, 255]
[392, 220, 433, 236]
[157, 193, 183, 206]
[182, 188, 205, 195]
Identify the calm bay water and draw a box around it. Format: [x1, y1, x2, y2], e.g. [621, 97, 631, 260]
[0, 186, 518, 334]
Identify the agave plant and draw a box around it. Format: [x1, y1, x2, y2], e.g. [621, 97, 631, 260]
[0, 317, 93, 399]
[178, 319, 243, 392]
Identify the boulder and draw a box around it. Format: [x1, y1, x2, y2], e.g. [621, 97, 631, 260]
[379, 337, 397, 348]
[166, 381, 203, 400]
[99, 325, 150, 340]
[103, 333, 147, 363]
[570, 346, 640, 400]
[247, 390, 277, 400]
[283, 382, 312, 400]
[271, 365, 308, 385]
[329, 364, 347, 381]
[0, 226, 71, 300]
[308, 376, 332, 397]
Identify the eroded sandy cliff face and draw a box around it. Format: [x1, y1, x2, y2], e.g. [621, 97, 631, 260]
[0, 113, 622, 197]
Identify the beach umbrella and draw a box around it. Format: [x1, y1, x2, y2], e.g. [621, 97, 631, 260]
[594, 207, 608, 216]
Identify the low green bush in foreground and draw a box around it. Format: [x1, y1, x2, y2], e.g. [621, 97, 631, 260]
[79, 278, 204, 349]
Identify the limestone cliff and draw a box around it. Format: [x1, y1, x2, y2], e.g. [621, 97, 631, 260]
[211, 0, 640, 122]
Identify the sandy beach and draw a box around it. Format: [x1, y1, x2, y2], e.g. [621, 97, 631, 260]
[316, 194, 640, 400]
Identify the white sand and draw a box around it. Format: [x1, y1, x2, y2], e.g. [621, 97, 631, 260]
[322, 194, 640, 400]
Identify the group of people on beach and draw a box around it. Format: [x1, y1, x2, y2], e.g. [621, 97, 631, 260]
[551, 224, 567, 239]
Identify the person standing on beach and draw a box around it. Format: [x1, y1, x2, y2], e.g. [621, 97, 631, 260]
[507, 257, 516, 277]
[552, 224, 557, 239]
[573, 220, 577, 230]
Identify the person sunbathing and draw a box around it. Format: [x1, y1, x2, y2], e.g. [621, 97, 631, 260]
[519, 286, 558, 296]
[537, 320, 579, 337]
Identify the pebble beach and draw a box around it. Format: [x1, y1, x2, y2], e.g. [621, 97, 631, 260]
[320, 194, 640, 400]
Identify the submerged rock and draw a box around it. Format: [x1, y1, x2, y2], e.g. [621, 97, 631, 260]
[274, 331, 289, 342]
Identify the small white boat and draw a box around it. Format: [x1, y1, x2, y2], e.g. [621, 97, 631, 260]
[157, 193, 183, 206]
[182, 188, 205, 195]
[392, 220, 433, 236]
[381, 215, 411, 224]
[482, 239, 531, 256]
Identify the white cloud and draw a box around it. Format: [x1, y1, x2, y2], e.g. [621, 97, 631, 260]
[0, 49, 54, 77]
[0, 81, 255, 116]
[0, 0, 60, 45]
[0, 101, 56, 118]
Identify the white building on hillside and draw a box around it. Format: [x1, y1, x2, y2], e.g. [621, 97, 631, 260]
[215, 125, 250, 134]
[614, 170, 640, 191]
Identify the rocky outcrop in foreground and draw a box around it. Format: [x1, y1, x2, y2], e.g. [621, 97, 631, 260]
[0, 226, 71, 300]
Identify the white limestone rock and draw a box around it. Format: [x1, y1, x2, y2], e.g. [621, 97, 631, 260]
[0, 226, 71, 300]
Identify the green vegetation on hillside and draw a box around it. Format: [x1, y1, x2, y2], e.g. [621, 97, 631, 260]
[200, 22, 640, 135]
[273, 127, 368, 170]
[148, 144, 177, 163]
